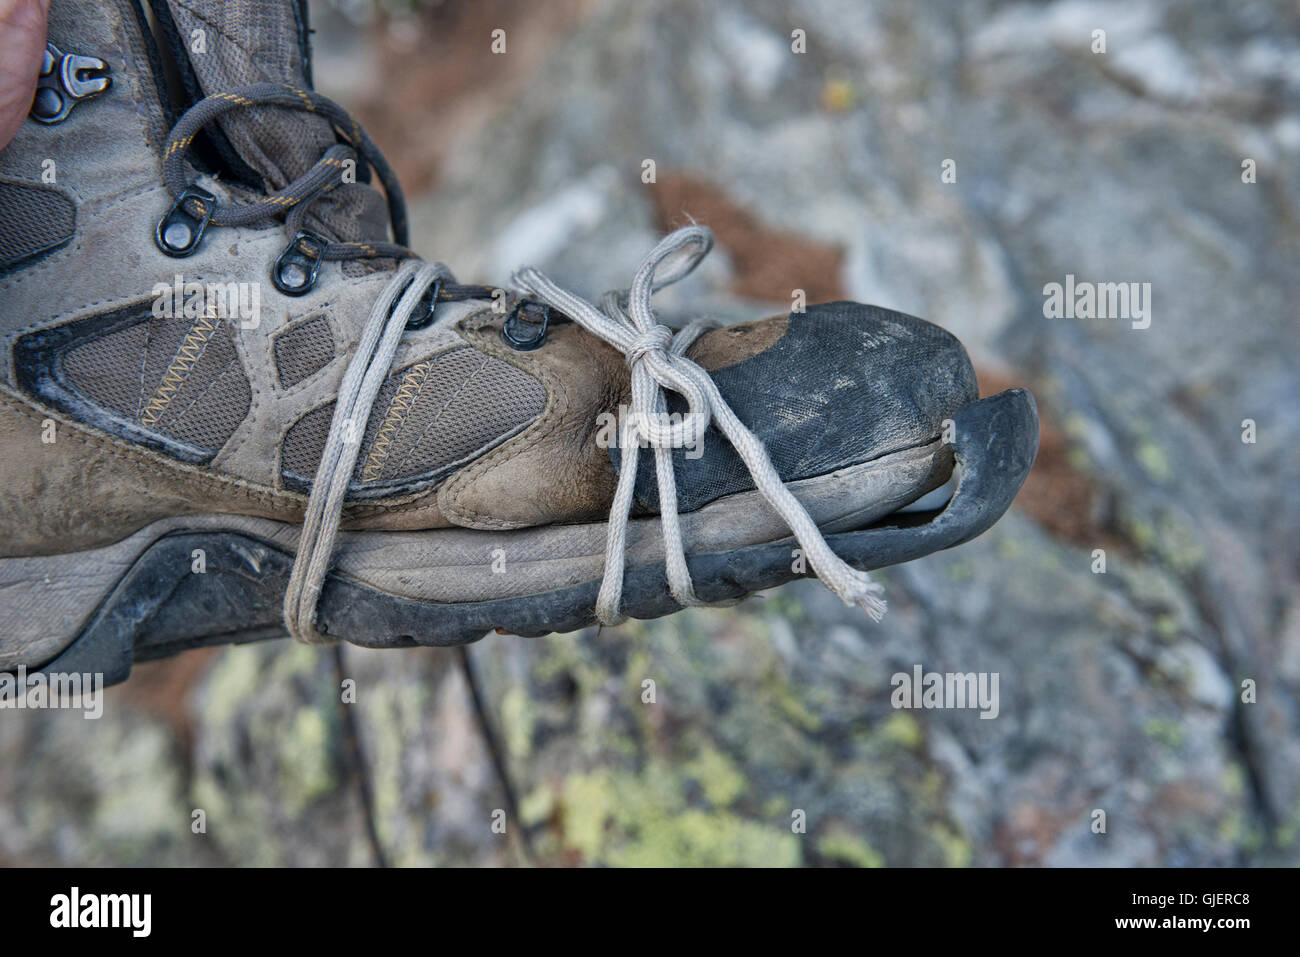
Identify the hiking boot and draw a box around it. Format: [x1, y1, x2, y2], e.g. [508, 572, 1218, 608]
[0, 0, 1038, 686]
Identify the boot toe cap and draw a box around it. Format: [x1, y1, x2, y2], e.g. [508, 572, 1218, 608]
[630, 301, 978, 513]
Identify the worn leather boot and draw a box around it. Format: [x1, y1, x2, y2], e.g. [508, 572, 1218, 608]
[0, 0, 1037, 685]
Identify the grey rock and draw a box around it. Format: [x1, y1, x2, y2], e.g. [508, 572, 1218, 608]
[3, 0, 1296, 866]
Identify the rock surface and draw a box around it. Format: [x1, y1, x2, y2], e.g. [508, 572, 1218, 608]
[2, 0, 1297, 866]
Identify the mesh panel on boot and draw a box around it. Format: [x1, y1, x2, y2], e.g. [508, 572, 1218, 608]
[273, 315, 335, 387]
[280, 403, 332, 480]
[280, 347, 548, 493]
[0, 182, 76, 270]
[61, 313, 252, 456]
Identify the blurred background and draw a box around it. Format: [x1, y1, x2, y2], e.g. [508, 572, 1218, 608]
[2, 0, 1299, 866]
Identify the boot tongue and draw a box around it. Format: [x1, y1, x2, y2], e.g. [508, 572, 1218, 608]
[164, 0, 389, 245]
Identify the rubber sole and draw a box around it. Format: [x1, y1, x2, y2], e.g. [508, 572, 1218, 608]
[1, 433, 950, 666]
[10, 389, 1037, 687]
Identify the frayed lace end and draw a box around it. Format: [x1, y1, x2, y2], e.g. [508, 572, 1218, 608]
[857, 593, 888, 622]
[846, 576, 887, 622]
[825, 572, 888, 621]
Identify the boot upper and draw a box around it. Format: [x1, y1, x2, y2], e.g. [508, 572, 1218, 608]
[0, 0, 976, 560]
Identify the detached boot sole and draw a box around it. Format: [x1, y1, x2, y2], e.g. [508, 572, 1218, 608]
[6, 389, 1036, 687]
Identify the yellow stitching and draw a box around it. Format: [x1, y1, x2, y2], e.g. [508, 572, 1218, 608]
[361, 361, 430, 482]
[139, 311, 219, 427]
[290, 86, 314, 112]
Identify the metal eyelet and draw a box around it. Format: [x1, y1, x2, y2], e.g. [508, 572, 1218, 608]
[30, 42, 111, 125]
[272, 231, 326, 296]
[501, 302, 550, 351]
[155, 186, 217, 257]
[405, 279, 442, 330]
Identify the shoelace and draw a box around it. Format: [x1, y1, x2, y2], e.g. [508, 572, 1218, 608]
[161, 82, 413, 262]
[282, 259, 450, 643]
[162, 87, 885, 640]
[514, 226, 886, 625]
[161, 84, 448, 642]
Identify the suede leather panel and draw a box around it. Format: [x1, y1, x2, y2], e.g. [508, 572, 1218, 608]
[0, 385, 467, 557]
[685, 315, 787, 371]
[431, 307, 802, 531]
[0, 385, 306, 556]
[436, 309, 630, 530]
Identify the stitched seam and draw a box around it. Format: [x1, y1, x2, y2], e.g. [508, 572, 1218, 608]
[111, 0, 162, 185]
[139, 313, 218, 426]
[361, 359, 429, 482]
